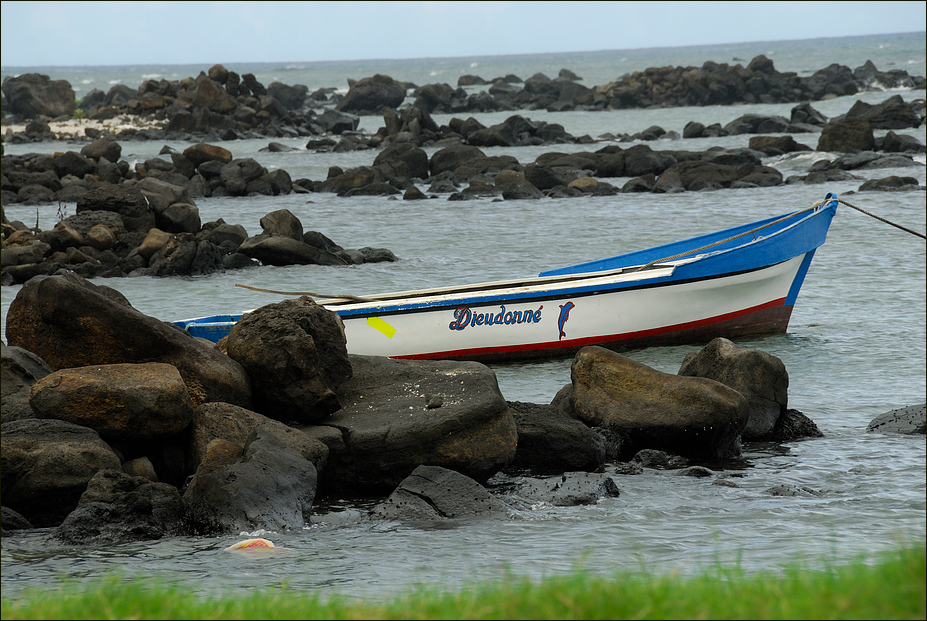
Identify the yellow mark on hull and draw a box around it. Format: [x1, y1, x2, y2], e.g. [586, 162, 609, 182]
[367, 316, 397, 339]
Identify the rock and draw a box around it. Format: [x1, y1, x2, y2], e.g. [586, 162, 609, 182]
[236, 234, 348, 266]
[1, 73, 76, 118]
[182, 143, 233, 168]
[790, 102, 828, 126]
[224, 297, 352, 424]
[495, 170, 542, 199]
[830, 152, 921, 170]
[29, 362, 195, 442]
[859, 176, 921, 192]
[370, 465, 507, 521]
[157, 202, 201, 235]
[867, 404, 926, 435]
[52, 151, 96, 179]
[219, 158, 266, 195]
[1, 506, 34, 532]
[315, 108, 360, 134]
[748, 135, 814, 156]
[75, 185, 155, 232]
[259, 209, 303, 240]
[843, 94, 923, 129]
[429, 144, 486, 176]
[678, 338, 789, 440]
[5, 271, 251, 408]
[0, 418, 122, 527]
[877, 131, 926, 154]
[771, 408, 823, 441]
[568, 346, 748, 459]
[308, 355, 517, 492]
[336, 74, 408, 114]
[506, 401, 606, 473]
[817, 117, 875, 152]
[655, 159, 782, 192]
[136, 177, 193, 220]
[267, 82, 308, 110]
[187, 401, 329, 473]
[504, 472, 621, 508]
[374, 142, 430, 180]
[53, 469, 189, 545]
[182, 426, 318, 535]
[1, 343, 52, 424]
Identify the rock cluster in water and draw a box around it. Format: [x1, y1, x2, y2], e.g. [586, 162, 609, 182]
[2, 57, 924, 141]
[2, 272, 921, 542]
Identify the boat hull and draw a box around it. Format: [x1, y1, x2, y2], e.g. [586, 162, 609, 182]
[338, 254, 807, 361]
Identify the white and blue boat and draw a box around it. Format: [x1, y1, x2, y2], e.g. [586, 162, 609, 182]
[175, 194, 839, 362]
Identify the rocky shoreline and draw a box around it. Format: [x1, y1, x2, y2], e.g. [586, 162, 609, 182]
[3, 270, 922, 543]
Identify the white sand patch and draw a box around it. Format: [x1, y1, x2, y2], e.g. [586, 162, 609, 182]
[2, 116, 166, 141]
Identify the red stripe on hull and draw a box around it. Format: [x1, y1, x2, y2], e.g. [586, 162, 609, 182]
[397, 299, 794, 362]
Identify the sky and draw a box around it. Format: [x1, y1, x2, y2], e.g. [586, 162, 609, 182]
[1, 0, 925, 68]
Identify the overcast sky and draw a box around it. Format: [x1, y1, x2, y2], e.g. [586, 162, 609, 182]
[1, 1, 924, 68]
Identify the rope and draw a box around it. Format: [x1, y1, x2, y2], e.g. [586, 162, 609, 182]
[837, 198, 926, 240]
[633, 200, 826, 272]
[235, 284, 373, 303]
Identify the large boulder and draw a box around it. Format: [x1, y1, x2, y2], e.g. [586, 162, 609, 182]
[566, 346, 749, 459]
[236, 234, 349, 266]
[259, 209, 303, 240]
[75, 185, 155, 232]
[53, 469, 189, 544]
[370, 465, 508, 521]
[502, 472, 621, 508]
[867, 404, 926, 435]
[429, 144, 487, 177]
[843, 95, 923, 130]
[305, 355, 517, 492]
[187, 401, 329, 473]
[506, 401, 606, 473]
[817, 117, 875, 153]
[654, 160, 782, 192]
[29, 362, 195, 442]
[1, 73, 76, 118]
[373, 142, 430, 180]
[677, 338, 788, 440]
[182, 426, 318, 535]
[80, 137, 123, 163]
[1, 343, 52, 424]
[224, 297, 352, 424]
[0, 419, 122, 527]
[182, 143, 233, 168]
[336, 74, 408, 113]
[5, 271, 251, 408]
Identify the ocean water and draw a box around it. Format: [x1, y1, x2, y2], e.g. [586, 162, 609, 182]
[1, 33, 925, 601]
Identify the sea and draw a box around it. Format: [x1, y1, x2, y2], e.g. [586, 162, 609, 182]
[1, 32, 925, 601]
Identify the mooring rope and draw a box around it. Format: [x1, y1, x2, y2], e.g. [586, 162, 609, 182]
[234, 283, 374, 303]
[836, 198, 927, 240]
[633, 196, 926, 273]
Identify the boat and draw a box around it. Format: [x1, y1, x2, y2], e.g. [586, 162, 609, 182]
[175, 193, 839, 362]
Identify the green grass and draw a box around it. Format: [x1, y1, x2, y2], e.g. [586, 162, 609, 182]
[1, 544, 923, 620]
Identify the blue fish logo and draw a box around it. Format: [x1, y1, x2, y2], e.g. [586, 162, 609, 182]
[558, 301, 575, 340]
